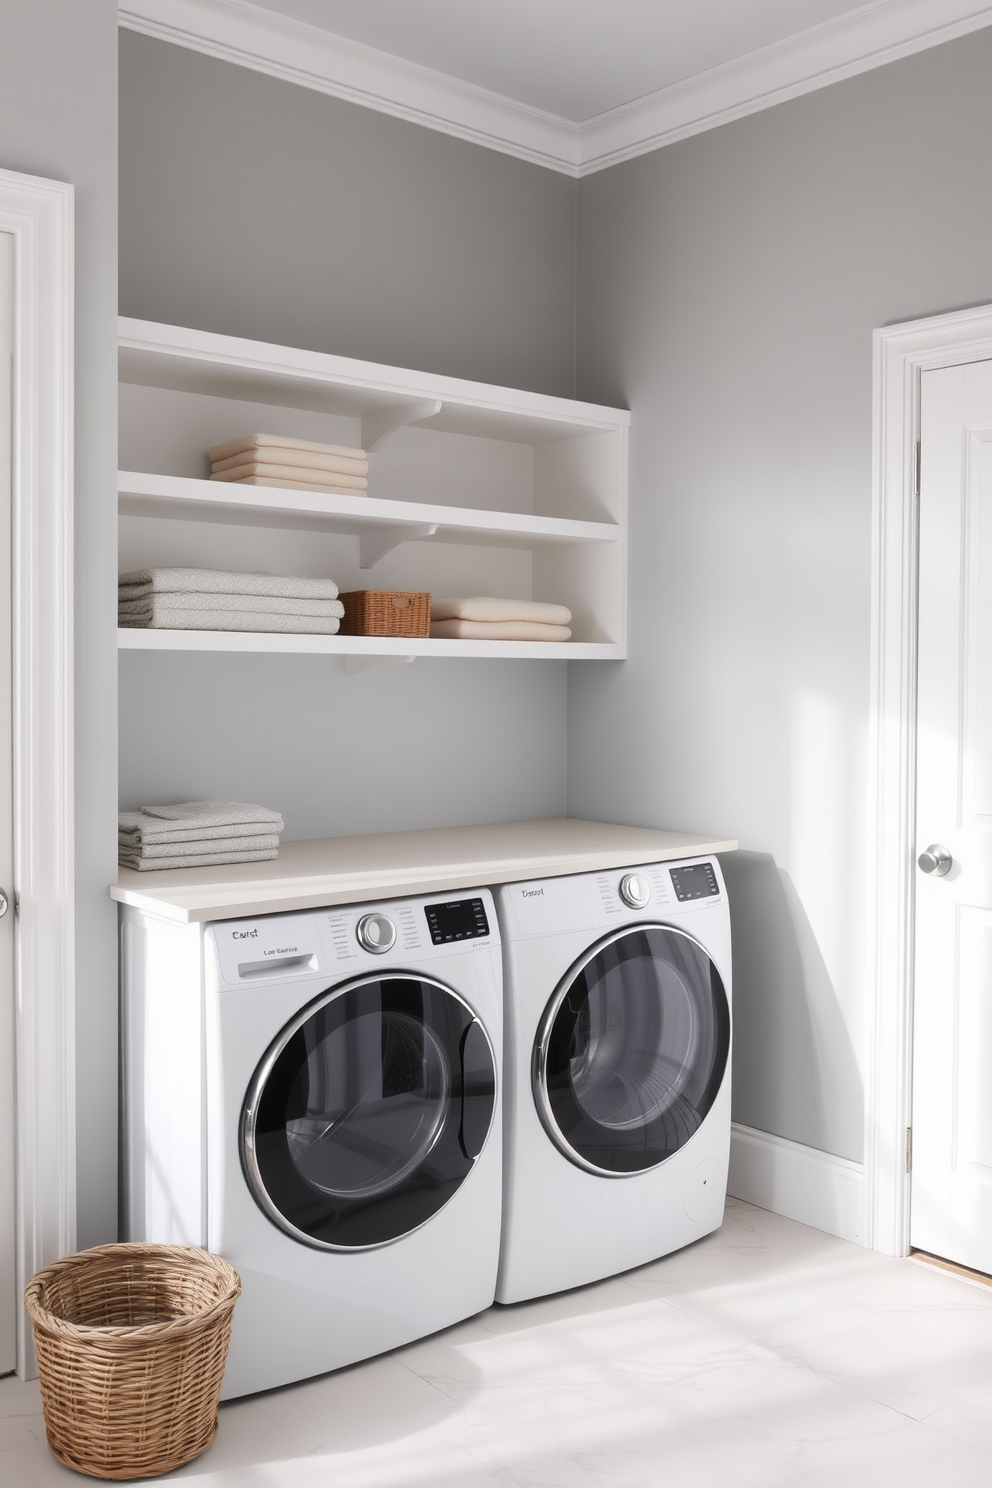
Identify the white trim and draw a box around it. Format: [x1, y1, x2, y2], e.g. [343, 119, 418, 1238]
[119, 0, 992, 177]
[118, 0, 580, 175]
[866, 302, 992, 1258]
[728, 1123, 864, 1244]
[0, 169, 76, 1376]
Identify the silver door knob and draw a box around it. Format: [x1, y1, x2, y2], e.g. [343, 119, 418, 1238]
[918, 845, 952, 877]
[356, 913, 396, 954]
[0, 890, 7, 918]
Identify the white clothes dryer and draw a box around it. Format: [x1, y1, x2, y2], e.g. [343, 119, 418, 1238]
[121, 890, 502, 1398]
[496, 856, 731, 1304]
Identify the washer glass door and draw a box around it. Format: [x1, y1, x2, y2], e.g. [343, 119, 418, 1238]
[243, 974, 496, 1249]
[535, 925, 729, 1175]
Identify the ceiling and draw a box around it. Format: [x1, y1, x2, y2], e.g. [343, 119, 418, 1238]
[120, 0, 992, 173]
[244, 0, 874, 122]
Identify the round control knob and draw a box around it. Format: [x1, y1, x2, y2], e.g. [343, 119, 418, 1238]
[356, 913, 397, 955]
[619, 873, 651, 910]
[918, 845, 952, 877]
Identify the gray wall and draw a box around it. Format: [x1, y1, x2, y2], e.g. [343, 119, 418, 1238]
[118, 33, 574, 842]
[119, 31, 577, 396]
[571, 31, 992, 1162]
[1, 3, 119, 1246]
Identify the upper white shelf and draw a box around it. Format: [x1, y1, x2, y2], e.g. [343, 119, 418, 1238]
[119, 318, 631, 445]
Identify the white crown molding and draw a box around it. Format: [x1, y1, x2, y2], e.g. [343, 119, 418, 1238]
[579, 0, 992, 175]
[118, 0, 581, 174]
[119, 0, 992, 177]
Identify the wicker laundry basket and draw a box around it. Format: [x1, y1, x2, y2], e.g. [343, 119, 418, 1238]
[339, 589, 430, 637]
[24, 1242, 241, 1481]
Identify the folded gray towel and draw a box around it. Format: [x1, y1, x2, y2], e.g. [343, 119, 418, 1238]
[119, 608, 342, 634]
[119, 847, 280, 872]
[119, 816, 283, 847]
[124, 833, 281, 861]
[118, 567, 340, 601]
[124, 800, 284, 838]
[118, 592, 345, 620]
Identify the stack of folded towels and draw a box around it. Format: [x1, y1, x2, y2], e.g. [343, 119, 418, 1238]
[208, 433, 369, 496]
[430, 596, 572, 641]
[119, 799, 285, 872]
[118, 567, 345, 633]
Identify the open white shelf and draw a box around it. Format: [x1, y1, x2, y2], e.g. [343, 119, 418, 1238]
[117, 628, 621, 663]
[118, 318, 630, 662]
[118, 470, 619, 569]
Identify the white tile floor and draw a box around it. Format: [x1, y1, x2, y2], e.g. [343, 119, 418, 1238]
[4, 1199, 992, 1486]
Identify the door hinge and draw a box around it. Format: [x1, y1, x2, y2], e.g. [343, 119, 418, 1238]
[906, 1126, 913, 1173]
[914, 440, 921, 497]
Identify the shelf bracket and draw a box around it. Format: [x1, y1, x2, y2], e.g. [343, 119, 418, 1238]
[359, 522, 437, 570]
[346, 653, 417, 676]
[362, 399, 443, 453]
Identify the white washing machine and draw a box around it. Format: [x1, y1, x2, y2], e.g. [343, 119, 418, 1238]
[120, 889, 502, 1398]
[496, 855, 731, 1304]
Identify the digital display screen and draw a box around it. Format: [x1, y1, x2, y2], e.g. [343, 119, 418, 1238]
[425, 898, 490, 945]
[670, 863, 719, 903]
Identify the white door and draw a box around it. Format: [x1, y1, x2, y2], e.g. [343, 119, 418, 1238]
[911, 358, 992, 1271]
[0, 230, 15, 1370]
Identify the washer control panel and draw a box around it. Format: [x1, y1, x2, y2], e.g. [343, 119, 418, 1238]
[425, 897, 491, 946]
[670, 861, 720, 902]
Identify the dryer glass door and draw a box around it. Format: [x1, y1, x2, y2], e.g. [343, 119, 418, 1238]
[242, 974, 496, 1249]
[535, 925, 729, 1176]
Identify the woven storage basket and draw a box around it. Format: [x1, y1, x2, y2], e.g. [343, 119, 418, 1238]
[24, 1242, 241, 1481]
[339, 589, 430, 637]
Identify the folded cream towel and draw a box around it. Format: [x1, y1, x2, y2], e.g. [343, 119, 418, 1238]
[137, 799, 284, 829]
[119, 608, 342, 633]
[126, 833, 281, 861]
[211, 447, 368, 478]
[119, 592, 344, 620]
[119, 815, 284, 847]
[430, 619, 572, 641]
[119, 847, 280, 872]
[118, 568, 340, 602]
[217, 475, 369, 497]
[430, 596, 572, 626]
[210, 464, 367, 491]
[208, 433, 366, 464]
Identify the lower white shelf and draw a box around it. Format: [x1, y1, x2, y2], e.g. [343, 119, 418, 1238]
[117, 628, 623, 661]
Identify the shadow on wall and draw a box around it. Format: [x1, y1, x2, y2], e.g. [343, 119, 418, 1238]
[719, 850, 863, 1164]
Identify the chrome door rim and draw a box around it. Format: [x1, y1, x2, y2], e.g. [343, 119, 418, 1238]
[532, 922, 728, 1178]
[241, 970, 497, 1250]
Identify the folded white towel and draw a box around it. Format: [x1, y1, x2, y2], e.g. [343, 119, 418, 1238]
[119, 847, 280, 872]
[211, 447, 368, 478]
[119, 815, 284, 847]
[119, 608, 342, 634]
[119, 592, 344, 620]
[430, 619, 572, 641]
[125, 833, 281, 861]
[215, 475, 369, 497]
[208, 433, 366, 465]
[131, 799, 284, 831]
[430, 596, 572, 626]
[210, 464, 368, 491]
[119, 568, 341, 602]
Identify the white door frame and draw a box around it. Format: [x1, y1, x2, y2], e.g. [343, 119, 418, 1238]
[866, 301, 992, 1257]
[0, 168, 76, 1375]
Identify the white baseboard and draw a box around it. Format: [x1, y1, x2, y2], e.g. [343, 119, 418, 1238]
[728, 1122, 864, 1245]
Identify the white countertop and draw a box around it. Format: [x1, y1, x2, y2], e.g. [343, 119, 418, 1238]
[111, 818, 737, 924]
